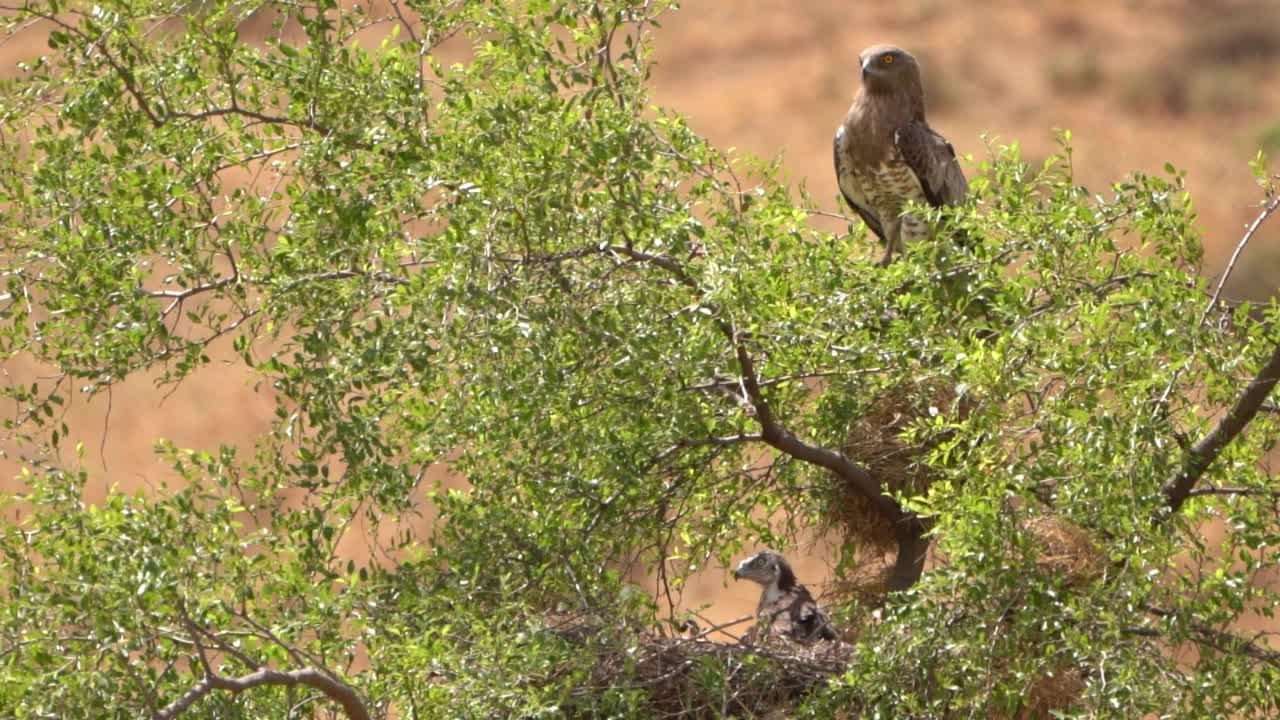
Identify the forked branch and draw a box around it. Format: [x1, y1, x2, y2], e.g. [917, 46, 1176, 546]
[154, 667, 370, 720]
[156, 608, 370, 720]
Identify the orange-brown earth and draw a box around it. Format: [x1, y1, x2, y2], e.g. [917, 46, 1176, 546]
[4, 0, 1280, 639]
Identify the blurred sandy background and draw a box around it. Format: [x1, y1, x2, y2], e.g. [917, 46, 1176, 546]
[4, 0, 1280, 634]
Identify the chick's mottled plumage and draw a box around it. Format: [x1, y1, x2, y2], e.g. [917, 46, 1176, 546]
[733, 550, 836, 643]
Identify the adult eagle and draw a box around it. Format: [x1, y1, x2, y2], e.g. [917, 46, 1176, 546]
[733, 550, 836, 643]
[834, 45, 967, 265]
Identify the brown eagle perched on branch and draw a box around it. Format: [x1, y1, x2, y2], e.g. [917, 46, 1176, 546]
[733, 551, 837, 643]
[834, 44, 967, 266]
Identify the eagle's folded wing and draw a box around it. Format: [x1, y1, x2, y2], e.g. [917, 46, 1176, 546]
[894, 122, 967, 208]
[833, 128, 887, 242]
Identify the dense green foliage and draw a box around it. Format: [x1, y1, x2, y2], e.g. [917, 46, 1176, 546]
[2, 1, 1280, 717]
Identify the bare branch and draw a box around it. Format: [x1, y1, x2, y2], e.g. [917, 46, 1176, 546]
[138, 275, 238, 301]
[1186, 486, 1280, 499]
[687, 613, 755, 642]
[228, 605, 336, 678]
[154, 667, 370, 720]
[1199, 194, 1280, 327]
[1157, 197, 1280, 412]
[733, 343, 929, 590]
[682, 369, 884, 394]
[167, 106, 333, 136]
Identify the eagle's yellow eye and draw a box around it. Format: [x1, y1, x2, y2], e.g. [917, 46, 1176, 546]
[881, 55, 895, 65]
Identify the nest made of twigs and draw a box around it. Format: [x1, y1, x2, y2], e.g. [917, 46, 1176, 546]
[827, 378, 969, 552]
[574, 632, 854, 719]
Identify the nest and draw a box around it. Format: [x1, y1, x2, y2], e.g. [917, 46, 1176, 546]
[1022, 514, 1105, 586]
[562, 627, 1084, 718]
[1018, 663, 1087, 719]
[828, 378, 968, 552]
[576, 633, 854, 718]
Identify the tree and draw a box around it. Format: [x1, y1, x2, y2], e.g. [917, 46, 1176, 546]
[2, 0, 1280, 717]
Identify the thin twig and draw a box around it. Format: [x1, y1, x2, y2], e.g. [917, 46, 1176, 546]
[651, 433, 763, 465]
[689, 612, 754, 641]
[1199, 195, 1280, 328]
[1157, 196, 1280, 411]
[1186, 486, 1280, 499]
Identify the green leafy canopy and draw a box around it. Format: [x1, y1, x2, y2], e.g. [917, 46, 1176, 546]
[2, 1, 1280, 717]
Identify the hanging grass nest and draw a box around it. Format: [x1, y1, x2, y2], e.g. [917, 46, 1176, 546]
[1018, 663, 1088, 719]
[826, 562, 897, 608]
[1022, 513, 1106, 586]
[825, 377, 971, 554]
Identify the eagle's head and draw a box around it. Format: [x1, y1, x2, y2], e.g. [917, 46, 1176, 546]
[732, 550, 797, 591]
[858, 44, 922, 95]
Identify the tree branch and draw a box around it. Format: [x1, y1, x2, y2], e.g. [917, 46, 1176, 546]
[652, 433, 764, 465]
[529, 239, 929, 589]
[733, 343, 929, 590]
[1143, 604, 1280, 668]
[159, 605, 369, 720]
[154, 667, 370, 720]
[1186, 486, 1280, 499]
[1157, 196, 1280, 412]
[1162, 340, 1280, 514]
[168, 105, 333, 136]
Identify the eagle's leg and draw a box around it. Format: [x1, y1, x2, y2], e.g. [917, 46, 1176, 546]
[878, 220, 903, 266]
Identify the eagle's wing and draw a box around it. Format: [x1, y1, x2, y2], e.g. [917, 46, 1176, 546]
[792, 591, 837, 642]
[833, 128, 886, 242]
[894, 122, 967, 208]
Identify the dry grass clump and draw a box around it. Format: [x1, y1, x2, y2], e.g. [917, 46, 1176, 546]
[1044, 50, 1104, 95]
[828, 378, 967, 552]
[1120, 3, 1280, 117]
[1017, 663, 1087, 720]
[826, 563, 896, 609]
[1022, 513, 1105, 586]
[1182, 4, 1280, 65]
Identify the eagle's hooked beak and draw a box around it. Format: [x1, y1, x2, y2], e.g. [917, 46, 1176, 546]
[731, 569, 741, 581]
